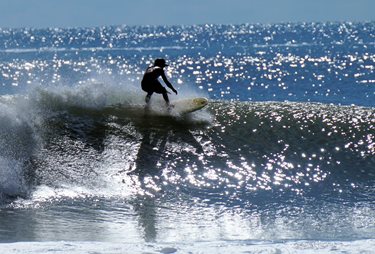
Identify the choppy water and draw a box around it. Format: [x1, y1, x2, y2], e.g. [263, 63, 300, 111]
[0, 22, 374, 253]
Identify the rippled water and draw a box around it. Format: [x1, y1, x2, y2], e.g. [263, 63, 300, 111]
[0, 22, 374, 253]
[1, 22, 374, 104]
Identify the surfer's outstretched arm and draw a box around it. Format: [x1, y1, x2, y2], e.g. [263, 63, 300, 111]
[161, 72, 178, 95]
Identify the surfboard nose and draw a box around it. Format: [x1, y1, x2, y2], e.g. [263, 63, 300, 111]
[193, 98, 208, 106]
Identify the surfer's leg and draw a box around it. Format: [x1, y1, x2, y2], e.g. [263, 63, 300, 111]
[142, 80, 153, 104]
[154, 82, 170, 106]
[145, 92, 153, 104]
[162, 91, 170, 106]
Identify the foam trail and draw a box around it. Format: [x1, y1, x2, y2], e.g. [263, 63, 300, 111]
[29, 81, 145, 109]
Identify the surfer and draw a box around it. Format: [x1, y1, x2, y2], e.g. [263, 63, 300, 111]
[141, 58, 178, 106]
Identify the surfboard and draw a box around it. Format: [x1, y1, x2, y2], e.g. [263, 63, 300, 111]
[171, 97, 208, 114]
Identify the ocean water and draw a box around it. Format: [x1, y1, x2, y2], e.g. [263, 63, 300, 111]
[0, 22, 374, 253]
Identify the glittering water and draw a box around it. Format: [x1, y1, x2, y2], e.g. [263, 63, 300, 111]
[0, 22, 374, 253]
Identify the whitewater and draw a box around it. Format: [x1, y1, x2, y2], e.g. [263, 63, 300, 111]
[0, 22, 374, 253]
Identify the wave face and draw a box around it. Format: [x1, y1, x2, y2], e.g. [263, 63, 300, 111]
[0, 22, 374, 247]
[20, 90, 375, 199]
[1, 83, 373, 201]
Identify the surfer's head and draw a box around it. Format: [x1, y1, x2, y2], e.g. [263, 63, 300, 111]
[154, 58, 169, 68]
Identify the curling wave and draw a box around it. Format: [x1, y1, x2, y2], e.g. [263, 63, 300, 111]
[1, 83, 373, 205]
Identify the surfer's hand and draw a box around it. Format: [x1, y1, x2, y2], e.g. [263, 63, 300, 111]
[173, 89, 178, 95]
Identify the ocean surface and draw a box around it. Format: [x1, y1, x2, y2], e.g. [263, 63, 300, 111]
[0, 22, 374, 253]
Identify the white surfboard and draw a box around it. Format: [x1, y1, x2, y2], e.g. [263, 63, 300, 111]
[171, 97, 208, 114]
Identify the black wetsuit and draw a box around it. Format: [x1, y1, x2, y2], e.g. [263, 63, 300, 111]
[141, 66, 176, 104]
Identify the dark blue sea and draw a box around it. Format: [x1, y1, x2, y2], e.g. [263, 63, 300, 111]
[0, 22, 374, 253]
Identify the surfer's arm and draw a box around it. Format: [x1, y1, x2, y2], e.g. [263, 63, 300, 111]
[161, 71, 177, 95]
